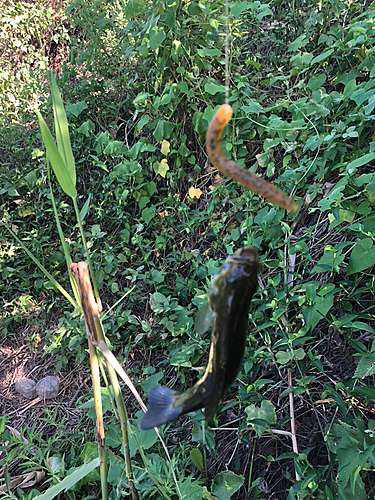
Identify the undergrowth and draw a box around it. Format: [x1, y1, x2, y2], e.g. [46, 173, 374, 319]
[1, 0, 375, 499]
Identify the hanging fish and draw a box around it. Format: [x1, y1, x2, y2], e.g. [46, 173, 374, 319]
[139, 246, 259, 430]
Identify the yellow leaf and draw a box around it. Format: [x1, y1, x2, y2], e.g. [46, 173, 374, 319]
[158, 158, 169, 178]
[20, 207, 33, 217]
[188, 187, 203, 199]
[161, 140, 170, 156]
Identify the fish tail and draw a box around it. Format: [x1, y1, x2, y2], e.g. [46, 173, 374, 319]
[138, 386, 182, 431]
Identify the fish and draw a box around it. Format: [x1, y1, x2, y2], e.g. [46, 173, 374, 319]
[139, 246, 259, 430]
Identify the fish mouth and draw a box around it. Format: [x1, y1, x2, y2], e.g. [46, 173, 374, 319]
[226, 246, 259, 265]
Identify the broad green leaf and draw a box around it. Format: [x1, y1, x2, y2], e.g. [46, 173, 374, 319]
[276, 348, 305, 365]
[290, 52, 313, 67]
[211, 471, 244, 500]
[178, 478, 204, 500]
[311, 48, 334, 64]
[169, 344, 197, 367]
[36, 111, 77, 198]
[197, 48, 222, 57]
[133, 92, 149, 106]
[190, 448, 204, 474]
[153, 120, 175, 141]
[204, 82, 226, 95]
[136, 114, 150, 132]
[149, 27, 166, 50]
[66, 100, 87, 117]
[346, 153, 375, 175]
[308, 74, 326, 91]
[244, 59, 261, 70]
[303, 135, 322, 152]
[51, 77, 76, 187]
[140, 372, 163, 392]
[113, 160, 141, 178]
[241, 101, 264, 115]
[354, 354, 375, 378]
[302, 293, 334, 331]
[77, 119, 95, 136]
[231, 2, 250, 18]
[347, 238, 375, 275]
[142, 206, 155, 224]
[317, 178, 347, 211]
[245, 400, 276, 436]
[288, 34, 309, 52]
[124, 0, 145, 17]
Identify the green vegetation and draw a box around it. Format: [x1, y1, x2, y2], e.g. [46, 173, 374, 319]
[1, 0, 375, 498]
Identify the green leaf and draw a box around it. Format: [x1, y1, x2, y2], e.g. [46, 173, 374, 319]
[66, 101, 87, 117]
[79, 195, 91, 222]
[178, 479, 204, 500]
[36, 111, 77, 198]
[245, 400, 276, 436]
[242, 101, 264, 115]
[142, 207, 155, 224]
[346, 153, 375, 175]
[77, 119, 95, 136]
[153, 120, 175, 141]
[276, 348, 305, 365]
[140, 372, 163, 392]
[204, 82, 226, 95]
[288, 34, 309, 52]
[133, 92, 149, 106]
[124, 0, 146, 17]
[231, 2, 250, 18]
[149, 27, 166, 50]
[50, 77, 76, 187]
[36, 458, 99, 500]
[347, 238, 375, 275]
[308, 74, 326, 91]
[190, 448, 204, 474]
[197, 48, 222, 57]
[311, 48, 334, 64]
[303, 295, 334, 330]
[136, 114, 150, 132]
[169, 344, 197, 367]
[211, 471, 244, 500]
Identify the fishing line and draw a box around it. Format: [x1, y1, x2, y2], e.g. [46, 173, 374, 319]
[224, 0, 230, 105]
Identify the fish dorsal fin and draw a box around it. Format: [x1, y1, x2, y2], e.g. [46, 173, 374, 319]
[195, 303, 214, 336]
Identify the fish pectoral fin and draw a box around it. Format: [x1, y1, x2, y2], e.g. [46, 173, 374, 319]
[138, 386, 182, 431]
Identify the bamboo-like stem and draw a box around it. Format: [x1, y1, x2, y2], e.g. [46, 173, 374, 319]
[93, 318, 139, 499]
[88, 335, 108, 500]
[70, 262, 139, 499]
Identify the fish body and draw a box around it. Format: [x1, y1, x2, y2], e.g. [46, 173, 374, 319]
[139, 247, 259, 431]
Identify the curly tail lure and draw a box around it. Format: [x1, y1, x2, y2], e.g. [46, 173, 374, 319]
[206, 104, 298, 212]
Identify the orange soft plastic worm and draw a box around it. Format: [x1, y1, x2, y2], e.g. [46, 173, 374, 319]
[206, 104, 298, 212]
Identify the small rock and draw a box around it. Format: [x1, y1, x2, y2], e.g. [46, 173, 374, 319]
[36, 376, 59, 399]
[15, 379, 36, 399]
